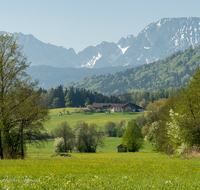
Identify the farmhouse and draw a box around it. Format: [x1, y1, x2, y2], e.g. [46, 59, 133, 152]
[90, 102, 143, 113]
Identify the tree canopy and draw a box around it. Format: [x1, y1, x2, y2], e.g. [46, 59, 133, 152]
[122, 122, 144, 152]
[0, 33, 49, 159]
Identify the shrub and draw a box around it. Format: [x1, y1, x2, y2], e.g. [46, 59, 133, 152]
[54, 137, 65, 152]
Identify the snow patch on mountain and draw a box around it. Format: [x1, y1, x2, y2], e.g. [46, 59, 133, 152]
[123, 63, 129, 66]
[157, 21, 161, 27]
[81, 53, 102, 68]
[117, 45, 130, 54]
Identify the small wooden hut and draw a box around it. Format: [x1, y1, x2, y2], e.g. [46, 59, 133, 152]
[117, 144, 127, 152]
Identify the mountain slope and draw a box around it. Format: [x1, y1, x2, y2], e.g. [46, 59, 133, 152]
[15, 32, 79, 68]
[26, 64, 136, 89]
[3, 17, 200, 68]
[65, 45, 200, 95]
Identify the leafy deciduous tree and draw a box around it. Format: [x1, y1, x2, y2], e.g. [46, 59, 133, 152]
[54, 121, 74, 153]
[122, 122, 144, 152]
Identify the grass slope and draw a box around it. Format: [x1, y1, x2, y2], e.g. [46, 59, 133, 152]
[45, 108, 144, 132]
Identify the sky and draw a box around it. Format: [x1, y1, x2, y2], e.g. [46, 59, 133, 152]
[1, 0, 200, 53]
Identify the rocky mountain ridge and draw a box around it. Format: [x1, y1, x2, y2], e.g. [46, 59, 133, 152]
[4, 17, 200, 68]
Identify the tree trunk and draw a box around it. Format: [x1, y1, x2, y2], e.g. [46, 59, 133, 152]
[64, 139, 66, 152]
[0, 129, 3, 159]
[20, 124, 24, 159]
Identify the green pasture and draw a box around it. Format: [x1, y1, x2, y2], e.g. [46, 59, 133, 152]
[1, 109, 200, 189]
[1, 146, 200, 189]
[45, 108, 144, 132]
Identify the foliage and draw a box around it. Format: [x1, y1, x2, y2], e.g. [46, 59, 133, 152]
[142, 67, 200, 155]
[166, 109, 183, 152]
[54, 121, 74, 153]
[145, 121, 160, 151]
[116, 120, 126, 137]
[65, 45, 200, 95]
[42, 86, 122, 108]
[74, 121, 104, 152]
[0, 33, 49, 159]
[125, 107, 132, 112]
[122, 122, 144, 152]
[51, 97, 60, 109]
[54, 137, 65, 152]
[104, 122, 117, 137]
[175, 67, 200, 146]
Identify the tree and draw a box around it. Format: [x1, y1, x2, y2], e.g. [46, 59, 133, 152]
[62, 108, 66, 114]
[116, 120, 126, 137]
[175, 67, 200, 146]
[54, 121, 74, 153]
[145, 121, 160, 151]
[51, 97, 60, 109]
[11, 89, 49, 159]
[64, 87, 74, 107]
[74, 121, 104, 152]
[104, 122, 117, 137]
[87, 105, 94, 113]
[85, 98, 90, 107]
[122, 122, 144, 152]
[0, 33, 49, 159]
[125, 107, 132, 112]
[54, 137, 65, 152]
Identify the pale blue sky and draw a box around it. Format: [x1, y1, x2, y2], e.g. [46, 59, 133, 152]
[1, 0, 200, 53]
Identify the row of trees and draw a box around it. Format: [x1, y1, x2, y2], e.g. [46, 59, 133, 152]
[41, 86, 122, 109]
[40, 84, 180, 110]
[104, 120, 134, 137]
[0, 33, 49, 159]
[139, 67, 200, 155]
[53, 121, 104, 153]
[118, 87, 180, 109]
[54, 120, 144, 153]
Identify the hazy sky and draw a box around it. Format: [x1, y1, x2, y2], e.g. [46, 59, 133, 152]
[1, 0, 200, 53]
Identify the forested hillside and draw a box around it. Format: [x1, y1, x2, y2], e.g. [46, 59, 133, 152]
[65, 45, 200, 95]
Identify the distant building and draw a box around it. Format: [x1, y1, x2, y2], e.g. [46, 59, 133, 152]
[90, 102, 143, 113]
[117, 144, 127, 152]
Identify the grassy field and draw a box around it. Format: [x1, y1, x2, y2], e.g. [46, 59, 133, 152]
[1, 109, 200, 189]
[1, 144, 200, 189]
[1, 139, 200, 189]
[44, 108, 144, 132]
[27, 137, 152, 154]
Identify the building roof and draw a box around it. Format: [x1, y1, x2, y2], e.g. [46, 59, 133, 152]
[91, 102, 143, 109]
[117, 144, 125, 148]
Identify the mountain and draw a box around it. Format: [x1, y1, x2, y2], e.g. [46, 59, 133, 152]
[26, 64, 136, 89]
[4, 17, 200, 69]
[14, 32, 79, 68]
[65, 45, 200, 95]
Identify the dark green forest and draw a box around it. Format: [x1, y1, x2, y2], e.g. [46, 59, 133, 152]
[40, 85, 180, 109]
[65, 45, 200, 95]
[40, 86, 121, 108]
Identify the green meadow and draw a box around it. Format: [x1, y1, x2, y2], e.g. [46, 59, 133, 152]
[1, 109, 200, 189]
[45, 108, 144, 131]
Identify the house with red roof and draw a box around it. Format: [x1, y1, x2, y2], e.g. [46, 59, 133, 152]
[90, 102, 143, 113]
